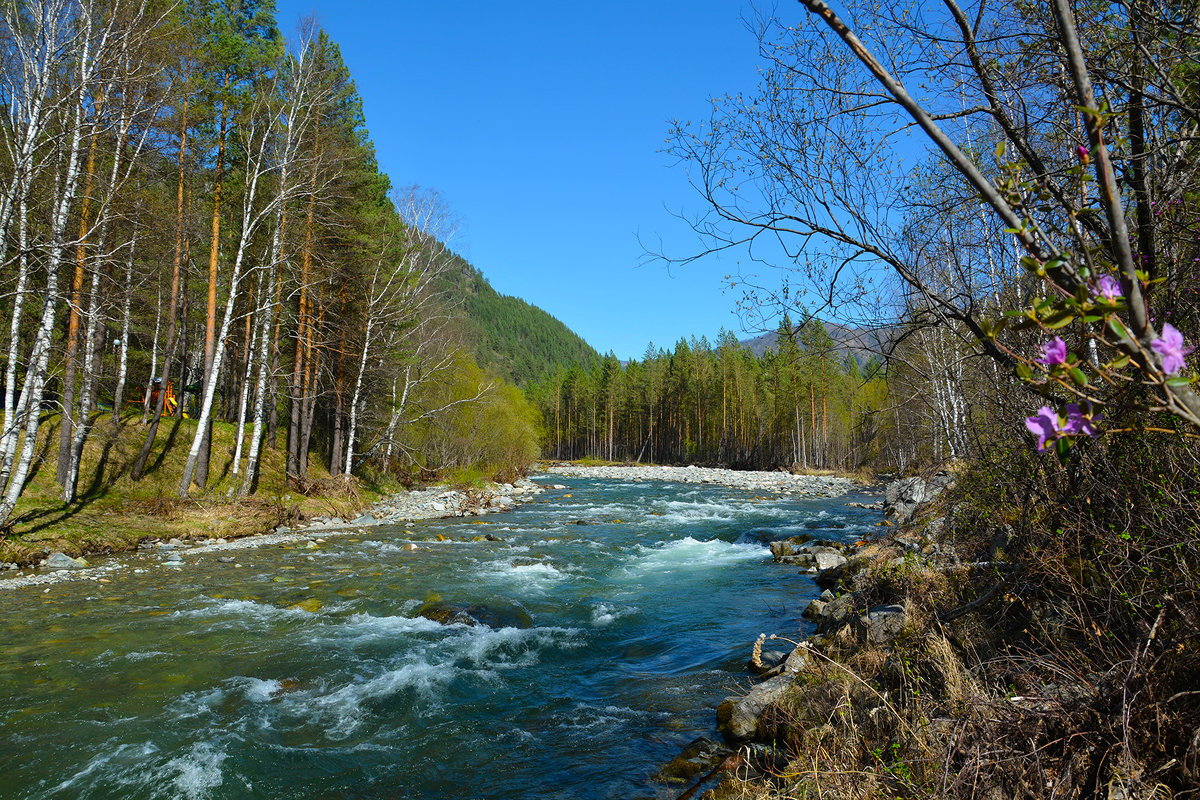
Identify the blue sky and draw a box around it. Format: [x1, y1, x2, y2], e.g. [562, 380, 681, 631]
[273, 0, 781, 360]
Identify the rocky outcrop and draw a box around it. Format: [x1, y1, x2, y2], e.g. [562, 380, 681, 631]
[883, 473, 954, 525]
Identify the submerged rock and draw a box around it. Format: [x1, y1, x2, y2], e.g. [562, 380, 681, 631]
[416, 600, 533, 629]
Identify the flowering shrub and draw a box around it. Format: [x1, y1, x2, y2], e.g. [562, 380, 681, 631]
[984, 143, 1200, 461]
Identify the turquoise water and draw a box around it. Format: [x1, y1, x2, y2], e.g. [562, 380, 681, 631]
[0, 476, 878, 799]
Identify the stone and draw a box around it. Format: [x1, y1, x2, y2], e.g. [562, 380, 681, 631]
[656, 737, 734, 783]
[817, 554, 871, 590]
[44, 552, 87, 570]
[288, 598, 322, 613]
[163, 553, 183, 564]
[854, 604, 907, 644]
[883, 473, 954, 525]
[217, 556, 235, 563]
[802, 599, 826, 620]
[400, 543, 420, 551]
[817, 594, 860, 634]
[168, 538, 183, 546]
[769, 537, 813, 560]
[416, 600, 533, 629]
[716, 672, 798, 743]
[812, 548, 847, 571]
[352, 513, 376, 525]
[819, 589, 835, 602]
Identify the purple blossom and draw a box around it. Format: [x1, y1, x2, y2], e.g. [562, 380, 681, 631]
[1151, 323, 1194, 374]
[1025, 406, 1064, 451]
[1038, 337, 1068, 366]
[1076, 145, 1090, 164]
[1063, 404, 1099, 437]
[1093, 275, 1123, 301]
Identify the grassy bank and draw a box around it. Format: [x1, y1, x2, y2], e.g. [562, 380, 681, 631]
[694, 455, 1200, 799]
[0, 411, 399, 566]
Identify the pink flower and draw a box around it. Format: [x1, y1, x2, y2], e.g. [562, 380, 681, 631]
[1151, 323, 1194, 374]
[1076, 145, 1090, 164]
[1025, 406, 1064, 451]
[1038, 337, 1068, 366]
[1063, 403, 1099, 437]
[1093, 275, 1123, 301]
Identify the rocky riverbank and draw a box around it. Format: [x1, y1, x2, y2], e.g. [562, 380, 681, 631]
[656, 472, 956, 799]
[0, 477, 552, 590]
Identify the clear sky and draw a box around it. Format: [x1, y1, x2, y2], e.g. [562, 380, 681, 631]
[272, 0, 779, 360]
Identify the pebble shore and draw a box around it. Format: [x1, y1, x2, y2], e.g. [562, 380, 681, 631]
[543, 463, 857, 497]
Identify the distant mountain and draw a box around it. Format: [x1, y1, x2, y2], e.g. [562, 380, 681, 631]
[741, 319, 894, 366]
[442, 255, 600, 387]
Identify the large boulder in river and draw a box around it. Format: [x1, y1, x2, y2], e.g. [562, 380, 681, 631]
[883, 473, 954, 526]
[416, 600, 533, 629]
[737, 529, 805, 547]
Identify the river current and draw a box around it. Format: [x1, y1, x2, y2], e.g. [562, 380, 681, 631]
[0, 475, 879, 799]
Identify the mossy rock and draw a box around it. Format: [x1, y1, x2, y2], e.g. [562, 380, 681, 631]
[415, 600, 533, 629]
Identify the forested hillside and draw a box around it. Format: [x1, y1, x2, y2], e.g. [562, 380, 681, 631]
[441, 256, 600, 387]
[0, 0, 540, 529]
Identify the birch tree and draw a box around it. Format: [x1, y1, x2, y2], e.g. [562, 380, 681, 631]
[0, 0, 124, 527]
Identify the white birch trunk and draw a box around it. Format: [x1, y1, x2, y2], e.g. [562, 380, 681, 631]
[231, 272, 263, 477]
[0, 16, 93, 524]
[113, 223, 139, 420]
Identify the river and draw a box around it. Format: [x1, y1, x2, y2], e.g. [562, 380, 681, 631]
[0, 474, 879, 799]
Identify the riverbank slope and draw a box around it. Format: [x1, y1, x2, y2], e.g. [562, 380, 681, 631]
[0, 413, 390, 568]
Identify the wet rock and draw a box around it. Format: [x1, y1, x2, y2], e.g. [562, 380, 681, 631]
[768, 537, 813, 561]
[804, 520, 846, 529]
[416, 600, 533, 629]
[163, 553, 183, 565]
[738, 529, 804, 546]
[656, 737, 734, 783]
[802, 599, 826, 620]
[352, 513, 376, 526]
[288, 598, 322, 613]
[44, 552, 87, 570]
[216, 556, 235, 563]
[400, 543, 420, 552]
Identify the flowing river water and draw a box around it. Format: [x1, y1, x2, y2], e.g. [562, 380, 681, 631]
[0, 475, 879, 799]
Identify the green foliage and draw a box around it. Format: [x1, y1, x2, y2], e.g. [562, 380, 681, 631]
[405, 352, 542, 483]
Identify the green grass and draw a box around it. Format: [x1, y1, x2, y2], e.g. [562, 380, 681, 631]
[0, 411, 401, 565]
